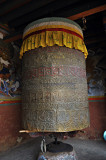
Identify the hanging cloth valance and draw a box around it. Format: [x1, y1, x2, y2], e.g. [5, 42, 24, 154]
[20, 17, 88, 58]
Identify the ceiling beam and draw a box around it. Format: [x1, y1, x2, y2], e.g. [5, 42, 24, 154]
[0, 0, 31, 16]
[8, 0, 80, 28]
[4, 2, 106, 43]
[3, 32, 22, 43]
[9, 0, 106, 28]
[68, 5, 106, 20]
[49, 0, 106, 17]
[0, 0, 56, 23]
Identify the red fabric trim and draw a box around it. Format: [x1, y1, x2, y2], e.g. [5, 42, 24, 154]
[23, 28, 83, 41]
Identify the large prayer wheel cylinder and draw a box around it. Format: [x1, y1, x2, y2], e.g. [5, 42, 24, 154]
[20, 18, 90, 132]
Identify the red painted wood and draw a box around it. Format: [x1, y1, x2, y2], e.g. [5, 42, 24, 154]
[84, 101, 106, 139]
[0, 104, 21, 151]
[68, 5, 106, 20]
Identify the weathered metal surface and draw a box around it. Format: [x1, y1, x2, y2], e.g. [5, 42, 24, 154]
[22, 46, 90, 132]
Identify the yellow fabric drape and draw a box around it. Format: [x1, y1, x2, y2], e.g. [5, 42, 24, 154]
[20, 30, 88, 58]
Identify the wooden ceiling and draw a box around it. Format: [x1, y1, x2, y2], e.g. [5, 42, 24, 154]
[0, 0, 105, 50]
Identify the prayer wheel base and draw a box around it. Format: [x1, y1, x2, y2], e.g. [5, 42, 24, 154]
[47, 141, 73, 153]
[38, 141, 78, 160]
[38, 151, 78, 160]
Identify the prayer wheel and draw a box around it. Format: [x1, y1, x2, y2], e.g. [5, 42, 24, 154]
[20, 17, 90, 132]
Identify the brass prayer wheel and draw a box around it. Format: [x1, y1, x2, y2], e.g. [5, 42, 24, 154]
[20, 17, 90, 132]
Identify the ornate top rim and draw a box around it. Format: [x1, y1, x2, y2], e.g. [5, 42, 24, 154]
[24, 17, 82, 33]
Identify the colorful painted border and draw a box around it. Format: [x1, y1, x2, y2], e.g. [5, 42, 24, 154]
[88, 96, 106, 102]
[0, 97, 21, 106]
[0, 96, 105, 106]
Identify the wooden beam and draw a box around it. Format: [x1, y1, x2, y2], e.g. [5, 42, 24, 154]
[0, 0, 31, 16]
[54, 0, 106, 18]
[68, 5, 106, 20]
[4, 34, 22, 43]
[4, 2, 106, 42]
[9, 0, 79, 27]
[0, 0, 56, 23]
[9, 0, 106, 28]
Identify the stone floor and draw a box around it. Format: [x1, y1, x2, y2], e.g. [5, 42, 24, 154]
[0, 137, 106, 160]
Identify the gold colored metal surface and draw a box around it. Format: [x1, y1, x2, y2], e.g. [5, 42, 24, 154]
[22, 46, 90, 132]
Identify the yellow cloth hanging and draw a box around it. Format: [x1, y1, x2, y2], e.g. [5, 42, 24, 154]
[20, 30, 88, 58]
